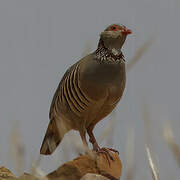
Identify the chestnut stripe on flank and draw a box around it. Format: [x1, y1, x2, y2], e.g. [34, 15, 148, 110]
[66, 72, 85, 112]
[72, 65, 91, 105]
[70, 67, 88, 109]
[64, 78, 82, 115]
[76, 65, 93, 103]
[62, 80, 81, 117]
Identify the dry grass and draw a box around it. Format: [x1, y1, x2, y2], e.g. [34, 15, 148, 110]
[163, 122, 180, 167]
[124, 128, 135, 180]
[127, 36, 154, 72]
[146, 147, 160, 180]
[9, 121, 25, 176]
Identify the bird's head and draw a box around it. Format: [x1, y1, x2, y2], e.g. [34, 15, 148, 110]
[100, 24, 132, 55]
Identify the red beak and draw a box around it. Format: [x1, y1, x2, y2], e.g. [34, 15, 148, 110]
[121, 28, 132, 35]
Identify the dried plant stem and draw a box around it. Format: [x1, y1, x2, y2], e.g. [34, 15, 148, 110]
[9, 122, 25, 176]
[146, 146, 160, 180]
[142, 103, 160, 180]
[127, 37, 154, 72]
[163, 122, 180, 167]
[124, 128, 135, 180]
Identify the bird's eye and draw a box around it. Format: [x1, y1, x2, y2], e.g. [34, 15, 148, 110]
[110, 25, 120, 31]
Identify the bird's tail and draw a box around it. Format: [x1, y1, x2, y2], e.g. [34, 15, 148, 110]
[40, 118, 68, 155]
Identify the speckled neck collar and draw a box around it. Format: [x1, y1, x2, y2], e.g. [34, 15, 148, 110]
[95, 39, 125, 63]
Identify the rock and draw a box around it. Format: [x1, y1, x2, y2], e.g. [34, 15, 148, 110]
[0, 167, 16, 180]
[0, 150, 122, 180]
[0, 167, 40, 180]
[96, 151, 122, 179]
[80, 173, 109, 180]
[47, 150, 122, 180]
[18, 173, 39, 180]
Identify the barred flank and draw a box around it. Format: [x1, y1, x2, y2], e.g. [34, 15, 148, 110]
[41, 63, 93, 154]
[60, 64, 90, 117]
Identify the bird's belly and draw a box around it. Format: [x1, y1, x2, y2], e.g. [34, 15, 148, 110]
[84, 78, 126, 128]
[79, 62, 126, 127]
[106, 78, 126, 105]
[85, 99, 118, 129]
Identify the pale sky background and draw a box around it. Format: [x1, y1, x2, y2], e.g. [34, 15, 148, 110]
[0, 0, 180, 180]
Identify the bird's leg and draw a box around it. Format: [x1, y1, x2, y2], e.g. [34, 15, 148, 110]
[87, 126, 115, 165]
[87, 126, 99, 151]
[79, 130, 89, 153]
[87, 125, 119, 154]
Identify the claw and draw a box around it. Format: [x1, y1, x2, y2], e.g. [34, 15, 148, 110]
[105, 147, 119, 155]
[100, 148, 114, 160]
[95, 147, 117, 166]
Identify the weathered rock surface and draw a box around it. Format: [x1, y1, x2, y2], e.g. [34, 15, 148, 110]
[0, 150, 122, 180]
[47, 151, 122, 180]
[18, 173, 39, 180]
[0, 168, 38, 180]
[0, 167, 17, 180]
[80, 173, 109, 180]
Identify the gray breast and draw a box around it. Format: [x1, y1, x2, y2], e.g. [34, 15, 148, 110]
[79, 55, 126, 102]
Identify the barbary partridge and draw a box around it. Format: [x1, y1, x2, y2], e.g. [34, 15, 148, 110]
[40, 24, 132, 156]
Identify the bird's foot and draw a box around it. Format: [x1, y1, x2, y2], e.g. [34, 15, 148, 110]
[104, 147, 119, 155]
[97, 147, 114, 164]
[93, 143, 118, 166]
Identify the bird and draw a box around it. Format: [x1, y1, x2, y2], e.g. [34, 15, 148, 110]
[40, 24, 132, 157]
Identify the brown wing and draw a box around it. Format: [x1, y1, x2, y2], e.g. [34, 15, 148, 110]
[49, 63, 77, 120]
[40, 62, 80, 155]
[49, 60, 90, 120]
[40, 59, 92, 155]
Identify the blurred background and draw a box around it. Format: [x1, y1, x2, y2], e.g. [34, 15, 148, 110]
[0, 0, 179, 180]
